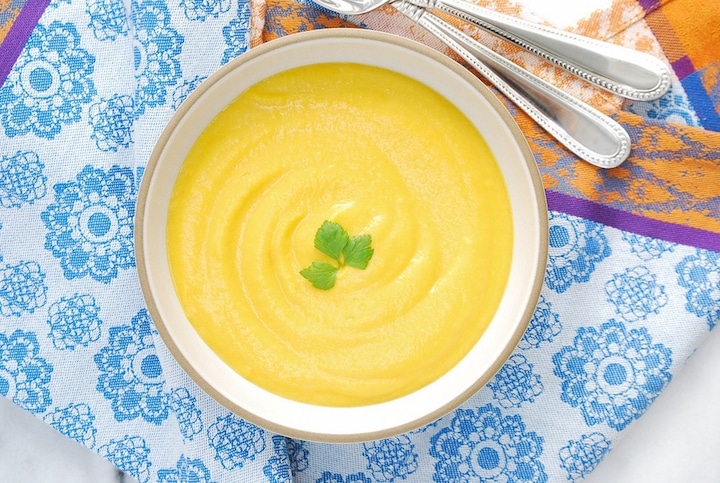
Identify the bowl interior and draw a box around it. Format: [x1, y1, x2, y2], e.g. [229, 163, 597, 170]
[136, 29, 548, 442]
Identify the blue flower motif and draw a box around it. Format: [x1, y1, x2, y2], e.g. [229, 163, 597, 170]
[487, 354, 543, 408]
[89, 95, 135, 151]
[169, 387, 203, 440]
[316, 472, 372, 483]
[43, 403, 97, 448]
[605, 266, 668, 322]
[181, 0, 231, 21]
[363, 435, 418, 482]
[625, 84, 701, 127]
[553, 320, 672, 431]
[95, 309, 170, 424]
[87, 0, 129, 40]
[519, 295, 561, 350]
[221, 2, 251, 64]
[47, 294, 103, 350]
[158, 455, 215, 483]
[0, 261, 47, 317]
[263, 435, 292, 483]
[546, 213, 611, 293]
[0, 21, 96, 138]
[0, 151, 46, 208]
[99, 436, 152, 483]
[558, 433, 611, 482]
[430, 404, 547, 483]
[676, 250, 720, 330]
[172, 76, 207, 110]
[622, 232, 675, 261]
[207, 413, 266, 470]
[0, 330, 53, 413]
[132, 0, 184, 115]
[41, 165, 135, 284]
[287, 438, 309, 474]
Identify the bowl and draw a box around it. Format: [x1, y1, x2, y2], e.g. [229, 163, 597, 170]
[136, 29, 548, 442]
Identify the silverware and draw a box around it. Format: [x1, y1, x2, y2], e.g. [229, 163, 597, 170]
[312, 0, 632, 168]
[318, 0, 671, 101]
[415, 0, 671, 101]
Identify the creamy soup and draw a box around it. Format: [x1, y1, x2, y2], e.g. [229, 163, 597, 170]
[167, 63, 513, 406]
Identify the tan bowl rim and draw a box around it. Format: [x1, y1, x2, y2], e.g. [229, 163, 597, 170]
[135, 28, 548, 442]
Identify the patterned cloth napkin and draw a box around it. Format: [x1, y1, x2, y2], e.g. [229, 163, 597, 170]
[1, 0, 719, 481]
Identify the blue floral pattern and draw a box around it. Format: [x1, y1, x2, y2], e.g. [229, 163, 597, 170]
[0, 151, 46, 208]
[487, 354, 544, 408]
[89, 95, 135, 151]
[207, 414, 266, 470]
[181, 0, 231, 21]
[0, 261, 47, 317]
[94, 309, 169, 423]
[47, 294, 103, 350]
[158, 455, 215, 483]
[263, 435, 292, 483]
[316, 472, 372, 483]
[553, 320, 672, 431]
[430, 404, 547, 483]
[519, 295, 562, 350]
[622, 232, 676, 261]
[0, 330, 53, 413]
[625, 83, 701, 127]
[42, 165, 135, 284]
[99, 436, 152, 483]
[558, 433, 611, 482]
[132, 0, 184, 115]
[287, 438, 309, 474]
[87, 0, 130, 40]
[676, 249, 720, 329]
[363, 435, 418, 482]
[44, 403, 97, 448]
[605, 266, 668, 322]
[546, 213, 611, 293]
[0, 21, 96, 138]
[169, 387, 204, 440]
[221, 2, 251, 64]
[172, 76, 207, 109]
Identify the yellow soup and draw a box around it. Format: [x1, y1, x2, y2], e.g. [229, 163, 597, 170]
[167, 63, 513, 406]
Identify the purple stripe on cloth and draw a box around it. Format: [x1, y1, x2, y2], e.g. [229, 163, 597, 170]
[546, 190, 720, 252]
[672, 56, 695, 80]
[636, 0, 662, 13]
[0, 0, 51, 89]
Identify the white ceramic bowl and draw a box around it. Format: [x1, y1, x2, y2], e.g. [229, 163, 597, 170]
[136, 29, 548, 442]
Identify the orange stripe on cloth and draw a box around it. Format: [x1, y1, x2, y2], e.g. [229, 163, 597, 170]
[261, 0, 359, 43]
[516, 109, 720, 234]
[0, 0, 23, 44]
[649, 0, 720, 71]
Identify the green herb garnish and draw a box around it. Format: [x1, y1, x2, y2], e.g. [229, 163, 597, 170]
[300, 220, 374, 290]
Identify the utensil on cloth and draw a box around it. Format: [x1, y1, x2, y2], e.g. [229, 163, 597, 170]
[313, 0, 631, 168]
[316, 0, 672, 101]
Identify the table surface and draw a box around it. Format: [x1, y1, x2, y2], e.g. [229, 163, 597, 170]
[1, 324, 719, 482]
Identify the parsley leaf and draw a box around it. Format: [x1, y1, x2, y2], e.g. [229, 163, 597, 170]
[299, 261, 339, 290]
[342, 234, 374, 269]
[300, 220, 374, 290]
[314, 220, 349, 261]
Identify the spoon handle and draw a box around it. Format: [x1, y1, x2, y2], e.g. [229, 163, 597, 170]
[391, 0, 630, 168]
[412, 0, 671, 101]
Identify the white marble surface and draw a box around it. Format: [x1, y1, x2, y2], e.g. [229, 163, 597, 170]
[1, 326, 719, 482]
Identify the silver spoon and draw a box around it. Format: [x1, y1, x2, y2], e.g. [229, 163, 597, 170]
[312, 0, 632, 168]
[316, 0, 671, 101]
